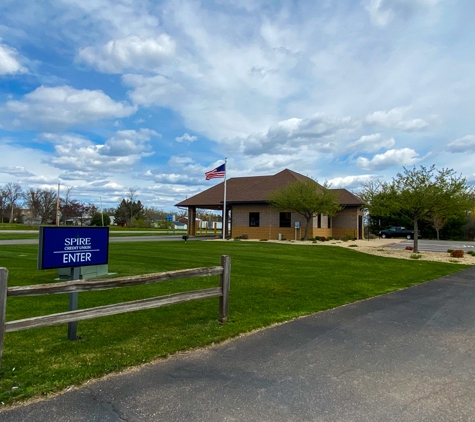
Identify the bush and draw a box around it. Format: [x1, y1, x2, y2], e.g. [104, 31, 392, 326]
[450, 250, 464, 258]
[320, 236, 326, 242]
[259, 239, 268, 241]
[411, 254, 422, 259]
[405, 246, 414, 251]
[368, 233, 377, 240]
[341, 236, 349, 242]
[241, 234, 249, 239]
[326, 237, 333, 241]
[447, 249, 454, 253]
[468, 250, 475, 256]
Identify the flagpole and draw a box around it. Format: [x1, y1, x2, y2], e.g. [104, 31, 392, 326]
[222, 158, 227, 240]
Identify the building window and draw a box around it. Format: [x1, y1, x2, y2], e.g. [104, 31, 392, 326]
[328, 216, 331, 228]
[279, 212, 291, 228]
[317, 214, 321, 228]
[249, 212, 260, 227]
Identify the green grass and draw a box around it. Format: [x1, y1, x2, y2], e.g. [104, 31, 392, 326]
[0, 234, 39, 240]
[0, 241, 470, 406]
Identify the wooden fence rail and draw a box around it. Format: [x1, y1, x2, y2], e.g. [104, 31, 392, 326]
[0, 255, 230, 368]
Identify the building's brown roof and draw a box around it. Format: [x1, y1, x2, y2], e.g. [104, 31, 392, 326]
[333, 189, 365, 206]
[175, 169, 364, 208]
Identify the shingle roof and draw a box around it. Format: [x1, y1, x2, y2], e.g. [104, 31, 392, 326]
[175, 169, 364, 207]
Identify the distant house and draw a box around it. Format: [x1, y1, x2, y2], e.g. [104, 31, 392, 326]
[175, 169, 364, 240]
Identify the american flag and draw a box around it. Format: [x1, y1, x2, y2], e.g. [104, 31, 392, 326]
[205, 163, 226, 180]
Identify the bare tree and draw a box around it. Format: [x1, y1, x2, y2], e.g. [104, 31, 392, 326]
[23, 188, 58, 224]
[0, 186, 8, 223]
[4, 183, 23, 223]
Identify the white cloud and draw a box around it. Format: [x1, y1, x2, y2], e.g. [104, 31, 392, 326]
[364, 0, 442, 27]
[356, 148, 422, 170]
[344, 133, 395, 154]
[0, 41, 26, 75]
[77, 34, 176, 73]
[175, 133, 197, 143]
[0, 166, 34, 177]
[100, 128, 158, 156]
[446, 135, 475, 153]
[4, 86, 136, 129]
[41, 131, 152, 178]
[224, 113, 357, 156]
[328, 174, 377, 189]
[365, 107, 429, 131]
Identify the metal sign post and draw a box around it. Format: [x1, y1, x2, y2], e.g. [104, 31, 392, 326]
[68, 267, 80, 340]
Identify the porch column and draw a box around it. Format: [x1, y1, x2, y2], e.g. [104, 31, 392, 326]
[188, 206, 196, 236]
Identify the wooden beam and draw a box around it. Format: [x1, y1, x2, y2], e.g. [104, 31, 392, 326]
[7, 266, 223, 297]
[5, 287, 222, 333]
[0, 268, 8, 367]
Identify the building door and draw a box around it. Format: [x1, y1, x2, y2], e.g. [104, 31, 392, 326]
[358, 215, 363, 239]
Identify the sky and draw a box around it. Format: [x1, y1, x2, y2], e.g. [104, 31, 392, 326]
[0, 0, 474, 211]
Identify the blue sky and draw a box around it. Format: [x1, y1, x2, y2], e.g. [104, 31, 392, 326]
[0, 0, 474, 211]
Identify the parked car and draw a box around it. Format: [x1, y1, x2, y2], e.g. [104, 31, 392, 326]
[379, 226, 421, 240]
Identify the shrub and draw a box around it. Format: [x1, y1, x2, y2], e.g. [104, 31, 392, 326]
[259, 239, 268, 241]
[368, 233, 377, 240]
[341, 235, 349, 242]
[447, 249, 454, 253]
[411, 254, 422, 259]
[320, 236, 326, 242]
[326, 237, 333, 241]
[241, 234, 249, 239]
[405, 246, 414, 251]
[450, 250, 464, 258]
[349, 244, 358, 248]
[468, 250, 475, 256]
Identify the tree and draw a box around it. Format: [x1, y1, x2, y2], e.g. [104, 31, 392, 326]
[23, 188, 58, 224]
[4, 183, 23, 223]
[361, 165, 475, 252]
[267, 179, 342, 240]
[114, 198, 145, 226]
[0, 187, 8, 223]
[90, 212, 111, 226]
[431, 214, 447, 241]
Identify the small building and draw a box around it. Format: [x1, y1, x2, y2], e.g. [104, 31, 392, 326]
[175, 169, 364, 240]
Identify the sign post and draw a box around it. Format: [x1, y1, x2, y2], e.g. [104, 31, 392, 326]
[68, 267, 80, 340]
[38, 226, 109, 340]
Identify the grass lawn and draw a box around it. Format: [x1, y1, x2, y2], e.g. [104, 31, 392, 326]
[0, 240, 470, 406]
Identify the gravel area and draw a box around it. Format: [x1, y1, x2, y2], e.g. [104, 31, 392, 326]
[223, 238, 475, 265]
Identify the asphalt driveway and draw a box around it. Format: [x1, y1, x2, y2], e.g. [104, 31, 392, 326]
[2, 267, 475, 421]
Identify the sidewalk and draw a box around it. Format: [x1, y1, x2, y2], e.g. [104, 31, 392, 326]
[2, 266, 475, 421]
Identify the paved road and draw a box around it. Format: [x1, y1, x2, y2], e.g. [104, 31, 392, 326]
[2, 267, 475, 421]
[0, 235, 211, 246]
[389, 239, 475, 252]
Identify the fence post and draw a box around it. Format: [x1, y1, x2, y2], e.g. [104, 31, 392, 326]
[219, 255, 230, 323]
[0, 268, 8, 368]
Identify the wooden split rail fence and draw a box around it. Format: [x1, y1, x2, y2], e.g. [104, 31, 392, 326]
[0, 255, 231, 368]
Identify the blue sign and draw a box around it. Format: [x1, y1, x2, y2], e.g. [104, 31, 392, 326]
[166, 215, 173, 222]
[38, 226, 109, 270]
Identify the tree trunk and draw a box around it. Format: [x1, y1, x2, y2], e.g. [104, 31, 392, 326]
[436, 228, 440, 241]
[304, 217, 311, 240]
[413, 219, 419, 253]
